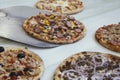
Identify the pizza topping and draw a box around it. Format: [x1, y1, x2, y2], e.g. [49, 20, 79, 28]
[9, 57, 15, 64]
[74, 20, 81, 25]
[23, 67, 33, 72]
[62, 70, 81, 79]
[9, 72, 19, 77]
[68, 16, 75, 20]
[17, 71, 23, 76]
[17, 52, 25, 58]
[57, 32, 63, 38]
[66, 21, 71, 28]
[0, 46, 4, 53]
[2, 76, 8, 80]
[102, 61, 109, 67]
[53, 25, 59, 29]
[75, 28, 81, 33]
[34, 27, 41, 34]
[109, 39, 119, 46]
[0, 63, 4, 67]
[95, 66, 107, 73]
[93, 54, 108, 66]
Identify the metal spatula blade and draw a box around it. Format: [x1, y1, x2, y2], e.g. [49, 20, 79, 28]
[0, 6, 60, 48]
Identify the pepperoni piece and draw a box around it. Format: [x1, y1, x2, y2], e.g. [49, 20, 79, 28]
[60, 15, 66, 19]
[49, 19, 54, 23]
[75, 29, 82, 32]
[74, 20, 81, 25]
[66, 21, 71, 28]
[110, 40, 118, 45]
[34, 27, 42, 34]
[39, 21, 45, 25]
[62, 26, 67, 30]
[69, 16, 75, 20]
[57, 32, 63, 38]
[53, 25, 59, 29]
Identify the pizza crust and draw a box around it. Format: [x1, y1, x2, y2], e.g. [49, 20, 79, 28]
[95, 23, 120, 52]
[53, 52, 120, 80]
[0, 47, 44, 80]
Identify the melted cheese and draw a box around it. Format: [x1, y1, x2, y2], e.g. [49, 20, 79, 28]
[53, 1, 68, 8]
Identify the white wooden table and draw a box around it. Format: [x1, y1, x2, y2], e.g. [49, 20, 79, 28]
[0, 0, 120, 80]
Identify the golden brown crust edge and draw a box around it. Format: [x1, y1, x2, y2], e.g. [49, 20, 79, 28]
[53, 51, 120, 80]
[35, 1, 84, 15]
[5, 47, 44, 80]
[23, 20, 86, 44]
[95, 26, 120, 53]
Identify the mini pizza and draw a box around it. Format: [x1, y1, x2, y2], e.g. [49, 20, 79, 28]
[0, 47, 44, 80]
[95, 23, 120, 52]
[53, 52, 120, 80]
[36, 0, 84, 14]
[23, 13, 85, 44]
